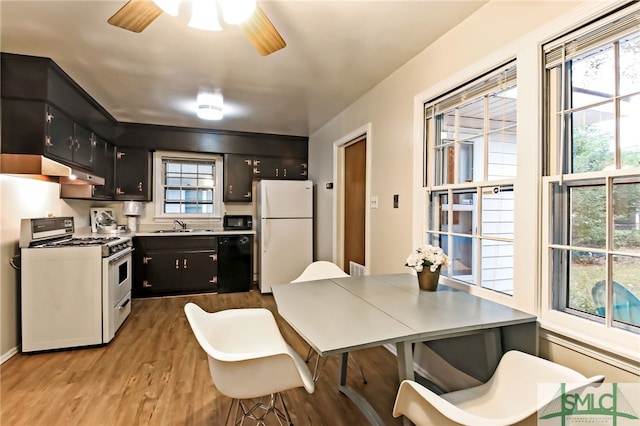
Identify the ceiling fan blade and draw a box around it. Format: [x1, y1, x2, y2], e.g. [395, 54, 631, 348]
[239, 4, 286, 56]
[108, 0, 163, 33]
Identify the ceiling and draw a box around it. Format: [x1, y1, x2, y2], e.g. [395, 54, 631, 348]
[0, 1, 487, 137]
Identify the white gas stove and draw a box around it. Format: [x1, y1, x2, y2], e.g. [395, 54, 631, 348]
[19, 217, 133, 352]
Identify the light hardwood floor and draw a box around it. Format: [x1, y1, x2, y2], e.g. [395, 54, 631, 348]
[1, 290, 404, 425]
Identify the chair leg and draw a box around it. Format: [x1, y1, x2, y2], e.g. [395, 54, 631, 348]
[304, 345, 314, 363]
[274, 392, 294, 426]
[308, 344, 368, 384]
[348, 354, 368, 384]
[225, 393, 294, 426]
[224, 398, 240, 426]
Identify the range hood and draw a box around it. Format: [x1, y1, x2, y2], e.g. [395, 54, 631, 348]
[0, 154, 105, 185]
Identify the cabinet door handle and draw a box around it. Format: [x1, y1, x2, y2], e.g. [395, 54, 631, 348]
[143, 256, 152, 264]
[116, 188, 125, 195]
[243, 192, 251, 198]
[175, 259, 180, 269]
[184, 259, 187, 268]
[45, 136, 53, 147]
[209, 254, 217, 261]
[138, 182, 143, 192]
[143, 280, 152, 288]
[117, 151, 126, 159]
[68, 137, 75, 150]
[253, 167, 260, 174]
[244, 159, 252, 166]
[46, 113, 54, 123]
[209, 276, 218, 284]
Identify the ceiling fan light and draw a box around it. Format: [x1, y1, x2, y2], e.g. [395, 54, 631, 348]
[152, 0, 180, 16]
[197, 92, 224, 120]
[219, 0, 256, 25]
[188, 0, 222, 31]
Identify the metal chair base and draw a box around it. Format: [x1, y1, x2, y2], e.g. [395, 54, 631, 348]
[305, 346, 368, 384]
[225, 393, 294, 426]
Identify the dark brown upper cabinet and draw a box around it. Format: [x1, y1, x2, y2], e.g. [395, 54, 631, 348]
[91, 137, 116, 199]
[224, 154, 308, 202]
[115, 147, 152, 201]
[223, 154, 254, 202]
[45, 105, 95, 170]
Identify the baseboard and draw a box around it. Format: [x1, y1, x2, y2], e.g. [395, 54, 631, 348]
[1, 346, 19, 365]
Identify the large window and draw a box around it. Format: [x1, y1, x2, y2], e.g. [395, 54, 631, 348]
[543, 6, 640, 333]
[154, 151, 223, 218]
[425, 63, 517, 295]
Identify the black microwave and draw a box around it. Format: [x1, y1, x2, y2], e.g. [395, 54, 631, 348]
[223, 215, 253, 230]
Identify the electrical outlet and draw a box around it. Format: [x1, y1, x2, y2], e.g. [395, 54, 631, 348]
[371, 196, 379, 209]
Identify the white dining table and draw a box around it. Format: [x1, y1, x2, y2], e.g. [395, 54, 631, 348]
[271, 273, 537, 426]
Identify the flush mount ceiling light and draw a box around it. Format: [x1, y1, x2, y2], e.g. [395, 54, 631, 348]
[197, 91, 224, 120]
[107, 0, 285, 55]
[188, 0, 222, 31]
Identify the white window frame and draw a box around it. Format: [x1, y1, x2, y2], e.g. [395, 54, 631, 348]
[540, 3, 640, 361]
[423, 62, 518, 298]
[412, 0, 639, 366]
[153, 151, 224, 221]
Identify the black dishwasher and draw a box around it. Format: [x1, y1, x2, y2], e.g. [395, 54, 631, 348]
[217, 235, 253, 293]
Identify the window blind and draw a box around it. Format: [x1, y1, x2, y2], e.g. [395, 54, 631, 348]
[425, 61, 517, 119]
[544, 3, 640, 68]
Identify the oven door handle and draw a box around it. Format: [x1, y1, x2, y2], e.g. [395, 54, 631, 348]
[107, 247, 134, 263]
[118, 298, 131, 310]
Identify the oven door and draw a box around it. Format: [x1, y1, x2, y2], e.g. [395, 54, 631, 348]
[103, 247, 133, 343]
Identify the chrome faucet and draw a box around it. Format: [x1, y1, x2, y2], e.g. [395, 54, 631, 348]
[174, 219, 187, 230]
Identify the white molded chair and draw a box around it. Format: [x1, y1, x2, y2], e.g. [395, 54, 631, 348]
[184, 303, 315, 425]
[291, 260, 350, 282]
[291, 261, 368, 384]
[393, 350, 605, 426]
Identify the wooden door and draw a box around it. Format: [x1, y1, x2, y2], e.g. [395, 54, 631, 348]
[343, 138, 366, 271]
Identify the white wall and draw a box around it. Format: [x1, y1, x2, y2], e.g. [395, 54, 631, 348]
[0, 176, 92, 361]
[308, 0, 639, 381]
[310, 0, 581, 273]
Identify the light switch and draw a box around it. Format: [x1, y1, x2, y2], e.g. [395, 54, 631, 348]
[393, 194, 399, 208]
[370, 196, 379, 209]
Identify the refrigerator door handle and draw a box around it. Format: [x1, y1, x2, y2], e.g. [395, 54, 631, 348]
[263, 219, 269, 252]
[263, 186, 270, 218]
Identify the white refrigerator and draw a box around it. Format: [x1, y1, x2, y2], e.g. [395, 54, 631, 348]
[257, 180, 313, 293]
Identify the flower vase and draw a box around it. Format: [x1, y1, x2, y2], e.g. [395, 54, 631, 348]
[417, 266, 441, 291]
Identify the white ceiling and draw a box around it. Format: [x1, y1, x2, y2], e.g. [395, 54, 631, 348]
[0, 0, 486, 137]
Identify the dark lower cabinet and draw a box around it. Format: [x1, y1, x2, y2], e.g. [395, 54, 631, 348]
[133, 236, 218, 297]
[133, 234, 253, 297]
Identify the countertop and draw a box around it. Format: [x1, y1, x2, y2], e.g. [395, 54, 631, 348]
[134, 229, 255, 237]
[76, 226, 255, 238]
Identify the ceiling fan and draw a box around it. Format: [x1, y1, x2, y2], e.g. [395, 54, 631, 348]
[107, 0, 286, 56]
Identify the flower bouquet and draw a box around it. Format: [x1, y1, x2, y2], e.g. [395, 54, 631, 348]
[405, 244, 448, 291]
